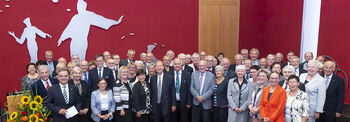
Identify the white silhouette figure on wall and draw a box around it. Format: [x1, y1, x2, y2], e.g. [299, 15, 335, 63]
[57, 0, 124, 60]
[8, 17, 52, 63]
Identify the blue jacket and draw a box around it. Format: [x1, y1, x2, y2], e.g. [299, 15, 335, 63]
[90, 89, 115, 121]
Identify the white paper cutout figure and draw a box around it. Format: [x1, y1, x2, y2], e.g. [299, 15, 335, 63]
[8, 17, 52, 63]
[147, 43, 157, 53]
[57, 0, 123, 60]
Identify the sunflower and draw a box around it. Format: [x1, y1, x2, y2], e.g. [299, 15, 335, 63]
[21, 96, 30, 104]
[34, 96, 43, 104]
[29, 114, 38, 122]
[29, 101, 39, 110]
[9, 112, 18, 120]
[38, 119, 44, 122]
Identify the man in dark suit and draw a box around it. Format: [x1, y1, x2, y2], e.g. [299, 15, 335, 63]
[190, 60, 215, 122]
[178, 53, 194, 73]
[150, 61, 176, 122]
[299, 52, 314, 71]
[278, 65, 306, 92]
[170, 58, 192, 122]
[44, 50, 58, 78]
[80, 60, 89, 83]
[220, 58, 237, 79]
[32, 65, 58, 99]
[120, 49, 136, 67]
[228, 54, 243, 72]
[282, 51, 295, 68]
[204, 55, 215, 74]
[45, 69, 81, 122]
[290, 56, 307, 76]
[88, 54, 115, 90]
[317, 61, 345, 122]
[106, 58, 118, 81]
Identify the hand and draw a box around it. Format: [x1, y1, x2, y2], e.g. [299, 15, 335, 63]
[136, 112, 141, 118]
[250, 108, 257, 115]
[120, 109, 125, 116]
[82, 108, 89, 114]
[79, 110, 84, 115]
[172, 106, 176, 112]
[197, 96, 203, 103]
[336, 113, 342, 118]
[102, 115, 109, 120]
[58, 109, 67, 115]
[238, 108, 243, 113]
[314, 112, 320, 119]
[234, 108, 240, 112]
[186, 105, 191, 109]
[8, 31, 15, 36]
[263, 117, 270, 122]
[46, 34, 52, 38]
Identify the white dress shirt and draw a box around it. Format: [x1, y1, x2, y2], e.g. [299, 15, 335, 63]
[41, 79, 52, 88]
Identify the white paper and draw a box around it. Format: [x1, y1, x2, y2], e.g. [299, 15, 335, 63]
[65, 106, 78, 119]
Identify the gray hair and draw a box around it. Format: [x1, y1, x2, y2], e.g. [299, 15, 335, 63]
[178, 53, 186, 58]
[147, 62, 155, 69]
[38, 65, 49, 72]
[140, 53, 146, 57]
[234, 54, 243, 59]
[215, 65, 224, 71]
[282, 65, 295, 74]
[308, 60, 323, 69]
[236, 65, 246, 71]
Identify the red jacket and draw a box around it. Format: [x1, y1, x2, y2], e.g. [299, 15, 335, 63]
[259, 85, 287, 122]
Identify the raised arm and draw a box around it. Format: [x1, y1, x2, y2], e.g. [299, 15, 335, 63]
[33, 26, 51, 39]
[8, 29, 26, 45]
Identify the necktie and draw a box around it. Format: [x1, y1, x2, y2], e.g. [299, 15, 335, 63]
[284, 81, 288, 89]
[245, 73, 249, 80]
[45, 80, 50, 91]
[84, 73, 88, 83]
[325, 76, 330, 88]
[157, 75, 162, 103]
[176, 72, 180, 93]
[63, 85, 69, 104]
[98, 68, 102, 78]
[113, 70, 116, 80]
[199, 73, 204, 95]
[224, 70, 227, 76]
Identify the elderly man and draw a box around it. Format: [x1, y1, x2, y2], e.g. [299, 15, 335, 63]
[146, 63, 156, 83]
[275, 53, 283, 63]
[240, 49, 249, 60]
[259, 58, 267, 69]
[107, 59, 118, 81]
[120, 49, 135, 67]
[205, 55, 215, 73]
[250, 48, 260, 66]
[112, 54, 120, 70]
[166, 50, 175, 66]
[32, 65, 58, 99]
[317, 61, 345, 122]
[140, 53, 147, 64]
[178, 53, 194, 73]
[71, 54, 80, 66]
[300, 52, 314, 71]
[44, 50, 58, 77]
[266, 54, 275, 72]
[190, 60, 215, 122]
[170, 58, 192, 122]
[290, 56, 307, 76]
[199, 51, 206, 60]
[243, 59, 252, 80]
[278, 65, 305, 91]
[228, 54, 243, 72]
[150, 61, 176, 122]
[80, 60, 89, 83]
[185, 54, 192, 64]
[189, 53, 200, 71]
[282, 51, 295, 68]
[103, 51, 111, 67]
[317, 55, 326, 64]
[220, 58, 236, 80]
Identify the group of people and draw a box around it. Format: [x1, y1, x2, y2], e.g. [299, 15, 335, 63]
[20, 48, 345, 122]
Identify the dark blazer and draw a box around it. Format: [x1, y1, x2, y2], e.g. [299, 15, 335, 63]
[31, 78, 58, 99]
[132, 81, 151, 112]
[119, 59, 133, 67]
[321, 73, 345, 116]
[224, 69, 237, 80]
[68, 80, 91, 110]
[213, 78, 229, 107]
[184, 65, 194, 73]
[150, 73, 176, 116]
[171, 70, 192, 108]
[45, 83, 81, 122]
[281, 62, 289, 68]
[228, 64, 237, 72]
[299, 61, 308, 71]
[278, 80, 306, 92]
[164, 66, 174, 74]
[298, 67, 307, 76]
[88, 67, 115, 90]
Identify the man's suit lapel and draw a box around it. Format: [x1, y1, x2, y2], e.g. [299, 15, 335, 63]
[56, 85, 65, 104]
[327, 75, 337, 92]
[68, 84, 74, 104]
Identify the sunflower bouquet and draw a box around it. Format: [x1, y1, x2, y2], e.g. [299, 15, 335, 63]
[7, 94, 52, 122]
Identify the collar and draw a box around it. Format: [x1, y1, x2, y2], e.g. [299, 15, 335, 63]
[325, 73, 333, 79]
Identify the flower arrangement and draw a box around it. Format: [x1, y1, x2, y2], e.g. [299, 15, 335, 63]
[7, 94, 52, 122]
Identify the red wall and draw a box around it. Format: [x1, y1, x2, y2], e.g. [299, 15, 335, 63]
[0, 0, 198, 106]
[240, 0, 350, 104]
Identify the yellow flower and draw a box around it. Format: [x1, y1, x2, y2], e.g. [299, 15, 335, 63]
[9, 112, 18, 120]
[34, 96, 43, 104]
[21, 96, 30, 104]
[29, 114, 38, 122]
[38, 119, 44, 122]
[29, 101, 39, 110]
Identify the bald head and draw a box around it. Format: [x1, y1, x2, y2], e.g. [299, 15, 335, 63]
[323, 61, 335, 76]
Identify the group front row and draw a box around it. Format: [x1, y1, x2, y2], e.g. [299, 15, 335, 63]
[39, 59, 343, 122]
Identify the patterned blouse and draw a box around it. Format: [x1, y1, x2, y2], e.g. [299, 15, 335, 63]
[113, 80, 132, 110]
[21, 75, 40, 91]
[286, 89, 309, 122]
[140, 83, 151, 114]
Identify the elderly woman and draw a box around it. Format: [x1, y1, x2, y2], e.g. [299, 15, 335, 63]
[135, 61, 145, 70]
[279, 65, 306, 92]
[260, 72, 287, 122]
[248, 65, 260, 85]
[212, 65, 229, 122]
[132, 69, 151, 122]
[21, 63, 40, 91]
[127, 62, 137, 84]
[227, 65, 252, 122]
[248, 69, 269, 122]
[299, 60, 326, 122]
[69, 67, 91, 121]
[91, 78, 115, 122]
[113, 66, 134, 122]
[285, 75, 309, 122]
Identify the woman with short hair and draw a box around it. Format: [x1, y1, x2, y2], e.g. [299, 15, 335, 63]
[21, 63, 40, 91]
